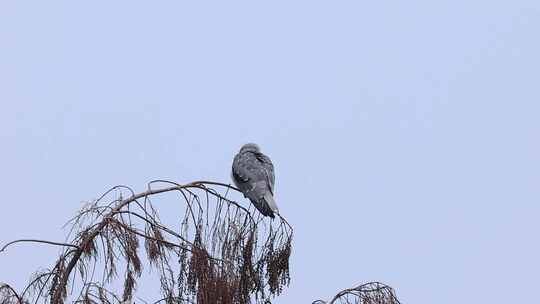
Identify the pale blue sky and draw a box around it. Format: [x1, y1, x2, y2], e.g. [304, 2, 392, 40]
[1, 1, 539, 303]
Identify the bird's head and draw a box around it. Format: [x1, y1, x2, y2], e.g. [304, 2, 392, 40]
[240, 143, 261, 153]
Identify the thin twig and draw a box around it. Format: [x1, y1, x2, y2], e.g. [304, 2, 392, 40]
[1, 239, 80, 253]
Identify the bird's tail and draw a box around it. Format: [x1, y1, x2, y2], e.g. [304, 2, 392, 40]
[263, 192, 279, 215]
[249, 192, 279, 218]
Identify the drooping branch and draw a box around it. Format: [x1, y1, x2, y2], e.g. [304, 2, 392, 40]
[0, 180, 293, 304]
[0, 283, 22, 304]
[312, 282, 401, 304]
[50, 184, 183, 304]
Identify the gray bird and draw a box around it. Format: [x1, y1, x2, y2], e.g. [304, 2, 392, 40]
[231, 143, 279, 218]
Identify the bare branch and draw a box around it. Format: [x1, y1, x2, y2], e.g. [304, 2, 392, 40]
[0, 239, 80, 253]
[313, 282, 401, 304]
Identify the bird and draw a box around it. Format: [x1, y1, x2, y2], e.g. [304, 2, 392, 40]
[231, 143, 279, 218]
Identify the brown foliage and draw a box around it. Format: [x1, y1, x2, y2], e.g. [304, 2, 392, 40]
[0, 180, 293, 304]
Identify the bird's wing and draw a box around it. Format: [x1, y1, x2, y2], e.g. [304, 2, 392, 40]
[255, 153, 275, 194]
[232, 152, 266, 190]
[232, 153, 250, 184]
[255, 152, 278, 213]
